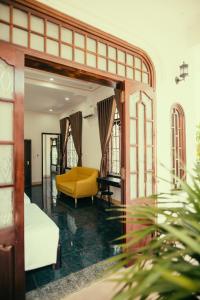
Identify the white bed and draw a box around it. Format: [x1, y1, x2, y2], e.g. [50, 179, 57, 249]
[24, 194, 59, 271]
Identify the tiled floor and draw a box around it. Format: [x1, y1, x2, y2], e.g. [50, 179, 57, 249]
[25, 180, 122, 292]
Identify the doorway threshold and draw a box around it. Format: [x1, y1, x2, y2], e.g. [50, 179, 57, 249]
[26, 259, 112, 300]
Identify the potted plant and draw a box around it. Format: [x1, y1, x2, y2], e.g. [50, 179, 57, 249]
[108, 169, 200, 300]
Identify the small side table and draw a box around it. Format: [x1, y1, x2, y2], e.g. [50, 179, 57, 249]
[97, 176, 121, 207]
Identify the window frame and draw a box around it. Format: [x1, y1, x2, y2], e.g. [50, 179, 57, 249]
[108, 108, 121, 178]
[171, 103, 186, 190]
[66, 123, 78, 169]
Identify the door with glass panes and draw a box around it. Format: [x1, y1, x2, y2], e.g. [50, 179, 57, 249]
[122, 80, 156, 247]
[0, 42, 25, 300]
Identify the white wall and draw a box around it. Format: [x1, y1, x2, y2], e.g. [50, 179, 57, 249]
[60, 86, 121, 202]
[24, 111, 60, 184]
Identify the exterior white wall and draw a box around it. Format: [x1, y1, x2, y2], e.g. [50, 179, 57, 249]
[24, 111, 60, 184]
[60, 86, 122, 202]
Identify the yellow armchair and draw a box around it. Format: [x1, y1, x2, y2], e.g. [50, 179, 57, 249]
[56, 167, 99, 208]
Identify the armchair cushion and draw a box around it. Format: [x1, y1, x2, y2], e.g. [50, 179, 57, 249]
[57, 181, 76, 194]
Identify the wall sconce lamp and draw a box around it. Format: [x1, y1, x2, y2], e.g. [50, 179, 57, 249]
[175, 62, 189, 84]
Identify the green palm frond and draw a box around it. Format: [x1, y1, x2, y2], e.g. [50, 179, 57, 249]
[108, 168, 200, 300]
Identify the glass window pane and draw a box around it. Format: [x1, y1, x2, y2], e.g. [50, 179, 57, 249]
[13, 28, 28, 47]
[129, 92, 139, 118]
[0, 23, 10, 42]
[142, 93, 152, 120]
[87, 53, 96, 67]
[87, 37, 96, 52]
[117, 64, 125, 77]
[46, 21, 59, 39]
[30, 33, 44, 52]
[61, 44, 72, 60]
[142, 73, 149, 84]
[130, 119, 136, 145]
[127, 54, 134, 66]
[135, 70, 141, 82]
[130, 147, 136, 172]
[108, 60, 116, 73]
[0, 145, 13, 185]
[118, 50, 125, 63]
[146, 172, 153, 196]
[147, 147, 153, 171]
[108, 46, 116, 60]
[142, 62, 148, 72]
[0, 3, 10, 22]
[31, 15, 44, 34]
[126, 67, 134, 79]
[98, 57, 107, 71]
[13, 8, 28, 28]
[46, 39, 59, 56]
[74, 49, 84, 64]
[61, 28, 73, 44]
[0, 187, 13, 228]
[130, 174, 137, 199]
[138, 103, 145, 197]
[135, 57, 142, 69]
[74, 32, 85, 48]
[0, 102, 13, 141]
[0, 58, 14, 100]
[98, 42, 106, 56]
[146, 122, 153, 145]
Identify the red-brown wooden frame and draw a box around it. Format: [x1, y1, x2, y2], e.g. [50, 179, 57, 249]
[0, 42, 24, 300]
[0, 0, 156, 298]
[0, 0, 156, 89]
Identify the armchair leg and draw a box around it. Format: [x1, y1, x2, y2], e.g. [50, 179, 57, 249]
[75, 198, 77, 208]
[91, 196, 94, 205]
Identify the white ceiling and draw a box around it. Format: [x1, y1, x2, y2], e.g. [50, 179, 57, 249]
[25, 68, 101, 114]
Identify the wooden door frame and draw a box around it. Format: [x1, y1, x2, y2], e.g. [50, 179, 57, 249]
[41, 132, 61, 210]
[0, 0, 156, 298]
[0, 42, 25, 300]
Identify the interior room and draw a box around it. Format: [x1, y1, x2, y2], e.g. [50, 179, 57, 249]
[24, 67, 122, 292]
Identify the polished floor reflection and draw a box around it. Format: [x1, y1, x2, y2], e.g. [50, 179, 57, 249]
[25, 180, 122, 292]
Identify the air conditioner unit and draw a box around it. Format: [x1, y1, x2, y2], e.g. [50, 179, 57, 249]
[83, 105, 95, 119]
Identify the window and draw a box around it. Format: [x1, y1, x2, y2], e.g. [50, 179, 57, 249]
[51, 138, 58, 166]
[171, 104, 186, 189]
[109, 109, 121, 176]
[67, 124, 78, 168]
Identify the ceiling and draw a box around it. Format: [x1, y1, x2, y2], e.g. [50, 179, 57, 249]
[25, 68, 101, 114]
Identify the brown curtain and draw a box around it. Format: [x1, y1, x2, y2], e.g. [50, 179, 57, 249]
[69, 111, 82, 166]
[114, 88, 122, 120]
[97, 96, 116, 177]
[60, 117, 69, 173]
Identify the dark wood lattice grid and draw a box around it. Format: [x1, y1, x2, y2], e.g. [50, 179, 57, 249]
[171, 105, 186, 189]
[0, 2, 150, 84]
[109, 109, 121, 176]
[67, 125, 78, 168]
[129, 91, 155, 199]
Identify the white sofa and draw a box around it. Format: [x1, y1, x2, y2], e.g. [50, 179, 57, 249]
[24, 194, 59, 271]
